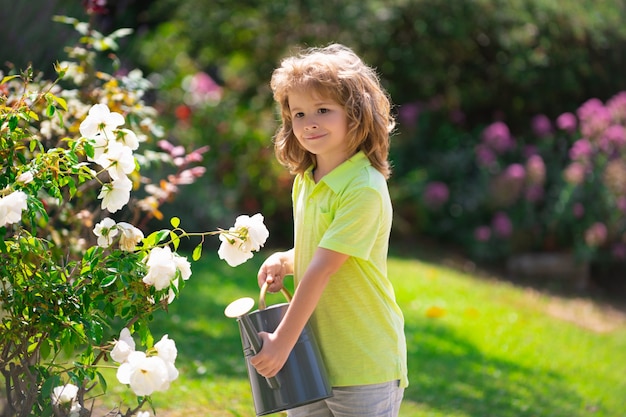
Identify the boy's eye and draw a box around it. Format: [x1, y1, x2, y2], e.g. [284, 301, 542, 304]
[318, 108, 329, 114]
[294, 112, 304, 118]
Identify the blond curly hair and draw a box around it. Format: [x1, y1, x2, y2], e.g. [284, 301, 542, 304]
[270, 44, 395, 178]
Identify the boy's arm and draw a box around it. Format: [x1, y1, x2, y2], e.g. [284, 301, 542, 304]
[250, 247, 348, 378]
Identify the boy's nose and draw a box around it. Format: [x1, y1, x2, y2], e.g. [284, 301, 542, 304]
[304, 120, 318, 130]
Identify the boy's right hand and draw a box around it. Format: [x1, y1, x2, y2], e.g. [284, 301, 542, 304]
[257, 250, 293, 293]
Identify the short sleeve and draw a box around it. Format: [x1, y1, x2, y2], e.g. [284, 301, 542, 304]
[318, 186, 384, 260]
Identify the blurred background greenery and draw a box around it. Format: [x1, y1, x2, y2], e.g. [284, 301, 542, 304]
[2, 0, 626, 287]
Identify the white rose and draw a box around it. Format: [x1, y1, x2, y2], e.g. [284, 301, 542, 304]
[116, 128, 140, 150]
[51, 383, 79, 405]
[233, 213, 269, 251]
[93, 217, 118, 248]
[218, 234, 253, 267]
[0, 190, 28, 227]
[95, 140, 136, 180]
[116, 351, 171, 396]
[116, 222, 144, 251]
[173, 254, 191, 281]
[98, 176, 132, 213]
[79, 103, 125, 140]
[16, 171, 34, 184]
[154, 334, 177, 363]
[142, 247, 177, 290]
[110, 328, 136, 363]
[154, 335, 179, 382]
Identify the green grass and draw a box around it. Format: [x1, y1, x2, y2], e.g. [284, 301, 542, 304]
[96, 248, 626, 417]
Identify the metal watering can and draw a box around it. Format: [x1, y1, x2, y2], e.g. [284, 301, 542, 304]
[224, 282, 332, 416]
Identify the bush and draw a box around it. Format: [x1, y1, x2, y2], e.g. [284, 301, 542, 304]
[392, 91, 626, 274]
[0, 13, 268, 416]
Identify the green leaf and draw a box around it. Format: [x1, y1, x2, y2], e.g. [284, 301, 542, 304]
[83, 141, 95, 158]
[97, 371, 108, 393]
[46, 104, 56, 117]
[40, 338, 52, 359]
[1, 74, 20, 84]
[143, 229, 170, 247]
[192, 243, 203, 261]
[51, 95, 68, 111]
[170, 217, 180, 228]
[41, 374, 61, 400]
[170, 231, 180, 251]
[8, 115, 17, 131]
[101, 274, 118, 287]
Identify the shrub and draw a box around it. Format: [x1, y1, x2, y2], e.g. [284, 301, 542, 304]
[0, 13, 268, 417]
[393, 91, 626, 273]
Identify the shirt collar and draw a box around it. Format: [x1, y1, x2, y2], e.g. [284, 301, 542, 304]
[306, 151, 371, 193]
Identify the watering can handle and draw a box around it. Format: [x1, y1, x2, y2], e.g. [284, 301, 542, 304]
[259, 281, 293, 310]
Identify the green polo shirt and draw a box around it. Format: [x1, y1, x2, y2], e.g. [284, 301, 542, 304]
[292, 151, 408, 388]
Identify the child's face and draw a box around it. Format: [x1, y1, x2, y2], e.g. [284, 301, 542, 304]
[288, 88, 350, 165]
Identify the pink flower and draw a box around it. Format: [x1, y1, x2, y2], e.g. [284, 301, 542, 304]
[481, 121, 515, 154]
[423, 181, 450, 209]
[491, 211, 513, 239]
[606, 91, 626, 124]
[531, 114, 553, 137]
[556, 112, 577, 133]
[525, 155, 546, 185]
[572, 203, 585, 218]
[584, 222, 607, 247]
[599, 125, 626, 152]
[474, 226, 491, 242]
[563, 162, 586, 185]
[569, 139, 593, 162]
[577, 98, 611, 139]
[398, 102, 422, 129]
[475, 144, 497, 168]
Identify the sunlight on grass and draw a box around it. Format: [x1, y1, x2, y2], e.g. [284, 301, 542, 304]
[94, 252, 626, 417]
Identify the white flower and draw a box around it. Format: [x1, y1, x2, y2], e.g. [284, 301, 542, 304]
[111, 328, 136, 363]
[0, 190, 28, 227]
[95, 140, 136, 180]
[116, 128, 140, 150]
[51, 383, 79, 405]
[218, 235, 253, 267]
[93, 217, 118, 248]
[16, 171, 34, 184]
[79, 103, 125, 140]
[116, 351, 171, 396]
[69, 403, 82, 417]
[154, 334, 177, 363]
[173, 254, 191, 281]
[154, 335, 179, 382]
[218, 213, 269, 267]
[234, 213, 270, 251]
[116, 222, 144, 251]
[136, 412, 151, 417]
[142, 246, 177, 290]
[98, 176, 132, 213]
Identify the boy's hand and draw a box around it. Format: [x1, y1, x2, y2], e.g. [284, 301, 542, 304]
[257, 250, 293, 293]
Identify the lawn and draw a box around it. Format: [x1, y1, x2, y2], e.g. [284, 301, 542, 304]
[96, 245, 626, 417]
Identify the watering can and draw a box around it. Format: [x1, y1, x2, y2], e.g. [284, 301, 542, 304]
[224, 282, 332, 416]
